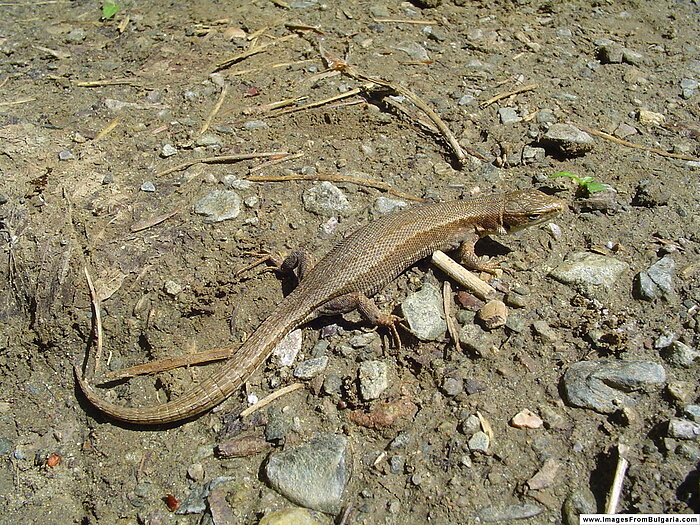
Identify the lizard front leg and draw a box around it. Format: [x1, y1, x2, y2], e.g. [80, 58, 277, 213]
[457, 234, 501, 275]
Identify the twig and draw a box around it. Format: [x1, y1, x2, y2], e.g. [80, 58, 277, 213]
[373, 18, 438, 25]
[269, 87, 366, 117]
[246, 172, 424, 202]
[581, 126, 700, 162]
[480, 83, 538, 108]
[231, 58, 315, 77]
[94, 117, 121, 141]
[130, 206, 181, 232]
[102, 344, 237, 381]
[605, 444, 630, 514]
[431, 250, 495, 300]
[248, 151, 304, 174]
[443, 281, 461, 353]
[156, 151, 291, 177]
[214, 34, 297, 71]
[239, 383, 304, 418]
[76, 78, 140, 87]
[0, 97, 35, 107]
[84, 267, 104, 376]
[199, 86, 228, 135]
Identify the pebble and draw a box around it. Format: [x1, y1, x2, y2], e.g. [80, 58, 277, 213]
[637, 109, 665, 127]
[302, 182, 350, 217]
[527, 458, 561, 490]
[161, 143, 177, 157]
[542, 123, 595, 156]
[258, 508, 330, 525]
[468, 431, 490, 453]
[358, 360, 389, 400]
[498, 107, 521, 124]
[442, 376, 463, 397]
[400, 281, 446, 341]
[392, 41, 430, 62]
[186, 463, 205, 482]
[272, 329, 302, 367]
[532, 320, 558, 342]
[293, 356, 329, 379]
[476, 300, 508, 330]
[458, 323, 495, 356]
[510, 409, 543, 429]
[389, 455, 405, 474]
[176, 477, 235, 515]
[474, 503, 543, 522]
[163, 280, 182, 296]
[663, 341, 699, 368]
[684, 405, 700, 423]
[348, 331, 379, 348]
[140, 181, 156, 192]
[65, 27, 86, 43]
[667, 418, 700, 440]
[374, 197, 407, 215]
[322, 373, 342, 395]
[194, 190, 242, 223]
[522, 145, 545, 164]
[265, 433, 350, 514]
[634, 255, 676, 301]
[562, 359, 666, 413]
[550, 252, 629, 299]
[243, 120, 268, 130]
[0, 194, 8, 205]
[58, 150, 74, 160]
[562, 488, 598, 525]
[222, 174, 253, 190]
[195, 134, 222, 147]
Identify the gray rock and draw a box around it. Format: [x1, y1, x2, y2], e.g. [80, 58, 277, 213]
[65, 28, 87, 43]
[498, 107, 521, 124]
[389, 455, 405, 474]
[532, 320, 558, 342]
[664, 341, 700, 368]
[373, 197, 407, 215]
[684, 405, 700, 423]
[392, 41, 430, 62]
[562, 487, 598, 525]
[302, 182, 350, 217]
[522, 145, 545, 164]
[468, 431, 490, 453]
[163, 280, 182, 296]
[562, 360, 666, 413]
[243, 120, 268, 130]
[348, 331, 379, 348]
[194, 190, 242, 223]
[58, 150, 74, 160]
[634, 255, 676, 301]
[265, 433, 350, 514]
[668, 418, 700, 440]
[542, 123, 595, 156]
[140, 181, 156, 192]
[176, 477, 235, 515]
[400, 281, 446, 341]
[550, 252, 629, 298]
[293, 356, 329, 379]
[161, 143, 178, 157]
[195, 134, 221, 147]
[322, 374, 342, 395]
[622, 48, 645, 65]
[442, 376, 463, 396]
[389, 432, 411, 450]
[459, 323, 495, 355]
[475, 503, 543, 522]
[358, 360, 389, 400]
[222, 174, 253, 190]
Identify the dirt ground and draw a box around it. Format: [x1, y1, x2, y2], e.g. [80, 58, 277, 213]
[1, 0, 699, 523]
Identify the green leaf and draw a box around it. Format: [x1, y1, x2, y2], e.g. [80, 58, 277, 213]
[584, 182, 607, 194]
[102, 0, 121, 19]
[550, 171, 578, 180]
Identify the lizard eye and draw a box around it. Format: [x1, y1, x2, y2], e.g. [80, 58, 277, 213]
[527, 213, 542, 220]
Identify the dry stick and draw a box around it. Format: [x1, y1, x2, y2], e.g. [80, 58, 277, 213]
[0, 97, 35, 106]
[94, 117, 121, 141]
[214, 34, 297, 71]
[269, 87, 366, 117]
[443, 280, 462, 353]
[431, 250, 496, 300]
[239, 383, 304, 418]
[199, 86, 228, 135]
[249, 151, 304, 174]
[581, 126, 700, 162]
[130, 206, 181, 233]
[373, 18, 438, 25]
[76, 78, 140, 87]
[103, 344, 237, 381]
[605, 444, 630, 514]
[480, 83, 538, 108]
[246, 173, 424, 202]
[156, 151, 291, 177]
[231, 59, 315, 77]
[83, 267, 104, 377]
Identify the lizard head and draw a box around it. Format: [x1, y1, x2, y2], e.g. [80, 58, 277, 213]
[501, 190, 565, 233]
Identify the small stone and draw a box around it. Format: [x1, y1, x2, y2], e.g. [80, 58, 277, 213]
[532, 320, 558, 342]
[222, 174, 253, 190]
[163, 280, 182, 296]
[550, 252, 629, 299]
[468, 431, 490, 453]
[476, 300, 508, 330]
[442, 376, 463, 397]
[187, 463, 205, 482]
[614, 123, 638, 139]
[511, 409, 543, 429]
[161, 143, 178, 157]
[194, 190, 242, 223]
[622, 49, 645, 66]
[140, 181, 156, 192]
[58, 150, 74, 161]
[195, 134, 222, 147]
[684, 405, 700, 423]
[522, 145, 545, 164]
[597, 40, 624, 63]
[664, 341, 699, 368]
[243, 120, 268, 130]
[527, 458, 561, 490]
[65, 28, 86, 43]
[302, 182, 350, 217]
[562, 488, 597, 525]
[374, 197, 407, 215]
[401, 282, 446, 341]
[498, 107, 521, 124]
[634, 255, 676, 301]
[542, 123, 595, 156]
[459, 323, 495, 356]
[389, 455, 405, 474]
[667, 381, 694, 403]
[259, 508, 330, 525]
[637, 109, 665, 127]
[273, 329, 303, 367]
[392, 41, 430, 62]
[475, 503, 543, 522]
[293, 356, 329, 379]
[359, 360, 389, 400]
[667, 419, 700, 440]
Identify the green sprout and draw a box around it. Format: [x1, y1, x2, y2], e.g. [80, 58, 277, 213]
[102, 0, 121, 19]
[550, 171, 607, 197]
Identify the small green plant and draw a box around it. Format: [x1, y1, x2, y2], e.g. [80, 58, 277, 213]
[102, 0, 121, 19]
[550, 171, 606, 196]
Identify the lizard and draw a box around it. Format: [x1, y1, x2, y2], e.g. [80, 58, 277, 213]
[74, 189, 564, 425]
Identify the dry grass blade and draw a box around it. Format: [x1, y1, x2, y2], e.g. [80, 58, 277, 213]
[76, 78, 140, 87]
[199, 86, 228, 135]
[239, 383, 304, 418]
[83, 267, 104, 377]
[443, 280, 461, 353]
[94, 117, 121, 141]
[214, 34, 297, 71]
[130, 206, 181, 233]
[581, 126, 700, 162]
[156, 151, 291, 177]
[0, 97, 36, 106]
[480, 83, 538, 108]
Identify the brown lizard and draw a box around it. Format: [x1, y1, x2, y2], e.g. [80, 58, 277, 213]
[75, 189, 564, 424]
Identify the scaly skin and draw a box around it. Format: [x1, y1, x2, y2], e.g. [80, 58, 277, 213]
[74, 190, 564, 424]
